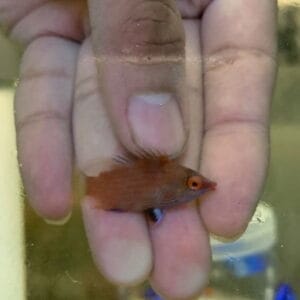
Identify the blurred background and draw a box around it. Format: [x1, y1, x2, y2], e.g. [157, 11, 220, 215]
[0, 1, 300, 299]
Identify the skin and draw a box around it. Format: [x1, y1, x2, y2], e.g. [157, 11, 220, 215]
[0, 1, 277, 299]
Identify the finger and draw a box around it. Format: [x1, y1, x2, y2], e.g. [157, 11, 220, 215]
[74, 40, 152, 285]
[199, 0, 277, 237]
[149, 205, 210, 300]
[82, 200, 152, 285]
[0, 0, 47, 29]
[149, 22, 210, 300]
[15, 37, 78, 220]
[0, 0, 85, 43]
[73, 39, 120, 176]
[88, 0, 187, 155]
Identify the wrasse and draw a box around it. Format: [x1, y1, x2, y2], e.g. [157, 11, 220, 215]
[86, 155, 216, 221]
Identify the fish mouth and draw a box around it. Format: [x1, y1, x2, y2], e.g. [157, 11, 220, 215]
[201, 177, 217, 191]
[194, 178, 216, 199]
[153, 178, 217, 210]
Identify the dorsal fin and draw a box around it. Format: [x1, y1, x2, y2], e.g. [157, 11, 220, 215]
[113, 154, 133, 165]
[134, 146, 176, 163]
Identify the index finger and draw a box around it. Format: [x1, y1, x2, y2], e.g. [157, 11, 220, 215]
[199, 0, 277, 237]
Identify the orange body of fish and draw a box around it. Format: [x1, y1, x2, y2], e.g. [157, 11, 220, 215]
[86, 155, 216, 212]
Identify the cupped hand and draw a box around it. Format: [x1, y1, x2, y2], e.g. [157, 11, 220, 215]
[0, 0, 277, 299]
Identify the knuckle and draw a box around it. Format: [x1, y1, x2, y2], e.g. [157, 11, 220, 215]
[119, 1, 185, 58]
[16, 110, 68, 132]
[204, 46, 276, 73]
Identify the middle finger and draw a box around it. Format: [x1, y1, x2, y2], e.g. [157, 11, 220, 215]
[74, 40, 152, 285]
[149, 21, 210, 299]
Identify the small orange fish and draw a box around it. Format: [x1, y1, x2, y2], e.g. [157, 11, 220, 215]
[86, 155, 216, 214]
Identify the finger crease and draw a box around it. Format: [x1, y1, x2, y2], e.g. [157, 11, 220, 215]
[93, 54, 184, 65]
[140, 38, 183, 46]
[17, 111, 69, 131]
[133, 17, 167, 24]
[204, 118, 268, 137]
[25, 31, 82, 45]
[203, 46, 276, 73]
[76, 75, 96, 89]
[144, 0, 178, 17]
[3, 0, 49, 33]
[20, 69, 72, 81]
[75, 87, 99, 103]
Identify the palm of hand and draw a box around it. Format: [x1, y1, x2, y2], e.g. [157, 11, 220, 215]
[0, 0, 276, 299]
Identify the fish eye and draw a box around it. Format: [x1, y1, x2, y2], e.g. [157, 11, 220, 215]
[187, 176, 202, 190]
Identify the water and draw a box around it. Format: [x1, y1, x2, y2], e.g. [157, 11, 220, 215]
[1, 3, 300, 300]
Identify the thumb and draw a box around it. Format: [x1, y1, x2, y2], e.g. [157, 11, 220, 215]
[88, 0, 187, 155]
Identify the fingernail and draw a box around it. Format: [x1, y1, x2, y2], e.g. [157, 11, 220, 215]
[44, 212, 72, 226]
[128, 93, 186, 154]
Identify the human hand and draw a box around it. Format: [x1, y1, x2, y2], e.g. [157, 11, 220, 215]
[0, 1, 277, 299]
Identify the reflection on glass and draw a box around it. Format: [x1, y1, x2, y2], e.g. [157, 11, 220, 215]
[0, 2, 300, 300]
